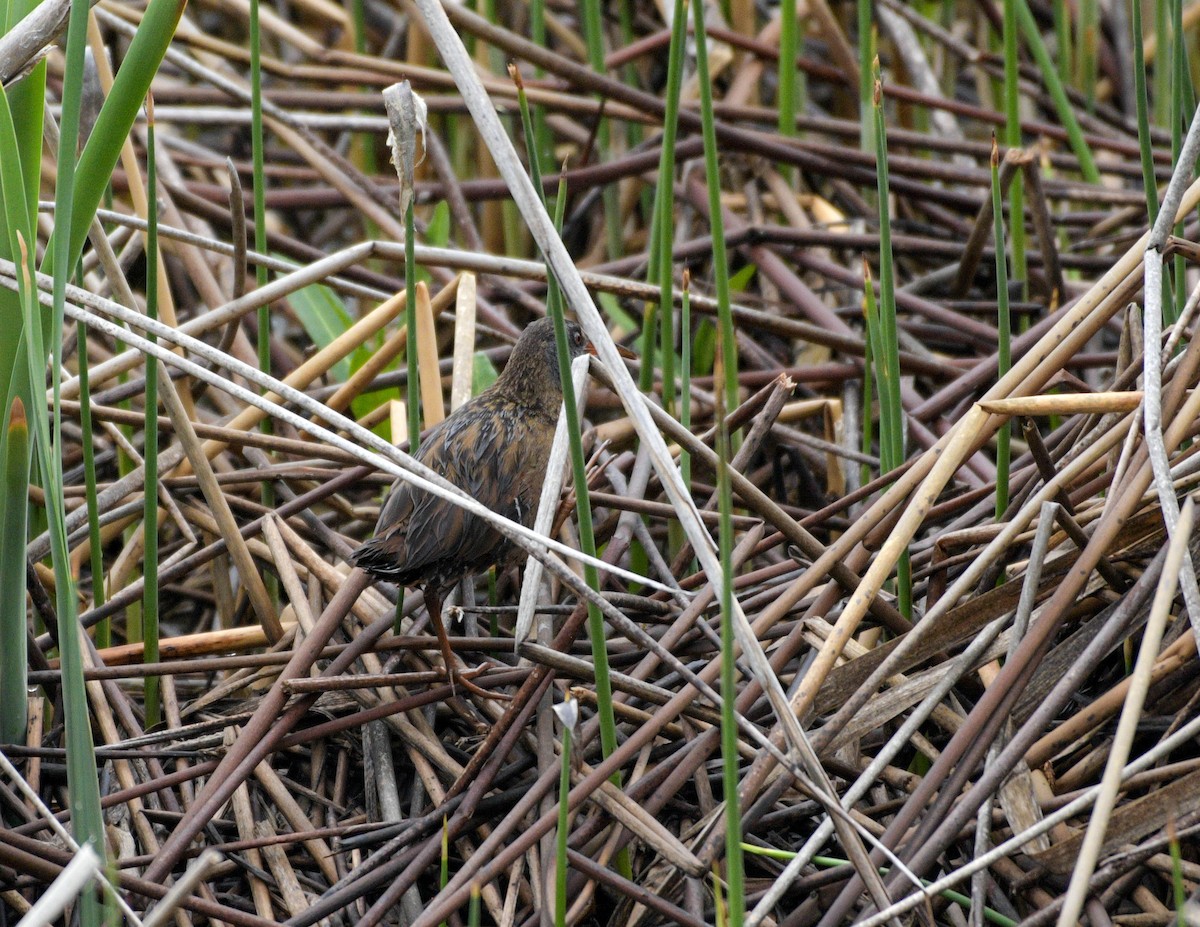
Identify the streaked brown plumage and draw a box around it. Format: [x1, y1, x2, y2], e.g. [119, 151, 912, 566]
[352, 317, 592, 694]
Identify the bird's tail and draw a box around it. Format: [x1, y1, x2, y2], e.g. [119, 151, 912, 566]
[350, 536, 403, 580]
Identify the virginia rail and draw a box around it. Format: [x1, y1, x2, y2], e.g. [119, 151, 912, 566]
[352, 317, 594, 695]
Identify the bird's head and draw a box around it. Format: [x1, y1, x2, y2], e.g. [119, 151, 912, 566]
[494, 316, 595, 410]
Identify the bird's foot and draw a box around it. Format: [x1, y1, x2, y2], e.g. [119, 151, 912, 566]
[446, 664, 511, 701]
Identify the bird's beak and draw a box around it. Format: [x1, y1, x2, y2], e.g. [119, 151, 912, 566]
[591, 343, 637, 359]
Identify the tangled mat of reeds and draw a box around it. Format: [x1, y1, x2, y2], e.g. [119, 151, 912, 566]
[3, 1, 1200, 925]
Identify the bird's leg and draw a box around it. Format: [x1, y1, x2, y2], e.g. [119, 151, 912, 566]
[424, 586, 504, 700]
[423, 586, 455, 692]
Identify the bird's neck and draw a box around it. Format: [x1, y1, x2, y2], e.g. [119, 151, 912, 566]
[493, 366, 563, 417]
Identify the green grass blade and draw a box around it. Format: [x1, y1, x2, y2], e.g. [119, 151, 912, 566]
[1132, 0, 1159, 226]
[579, 0, 620, 259]
[694, 1, 743, 917]
[693, 0, 737, 418]
[249, 0, 267, 328]
[1155, 0, 1171, 126]
[75, 318, 107, 646]
[714, 325, 744, 927]
[142, 99, 160, 728]
[1052, 0, 1070, 85]
[991, 139, 1011, 518]
[514, 65, 622, 789]
[639, 0, 687, 395]
[1013, 0, 1100, 184]
[554, 708, 573, 927]
[858, 0, 873, 153]
[248, 0, 278, 592]
[468, 885, 481, 927]
[652, 0, 686, 413]
[860, 259, 877, 490]
[0, 396, 28, 746]
[1002, 0, 1027, 301]
[16, 233, 105, 925]
[680, 270, 692, 505]
[1168, 0, 1188, 326]
[778, 0, 797, 145]
[872, 65, 911, 618]
[0, 0, 107, 897]
[0, 0, 45, 512]
[58, 0, 187, 273]
[45, 0, 107, 899]
[1074, 0, 1098, 110]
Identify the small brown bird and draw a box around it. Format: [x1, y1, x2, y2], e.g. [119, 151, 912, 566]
[352, 317, 594, 695]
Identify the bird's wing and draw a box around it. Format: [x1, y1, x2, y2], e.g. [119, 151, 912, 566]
[409, 413, 515, 563]
[355, 395, 557, 585]
[352, 420, 454, 580]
